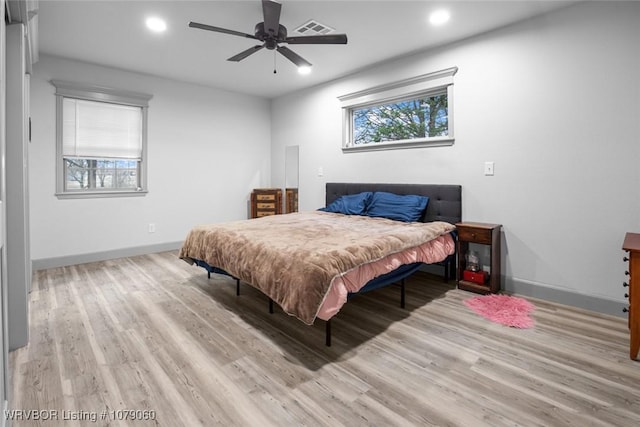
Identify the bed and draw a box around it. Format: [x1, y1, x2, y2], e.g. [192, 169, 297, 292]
[179, 183, 462, 346]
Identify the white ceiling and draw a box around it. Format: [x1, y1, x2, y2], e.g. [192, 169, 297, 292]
[36, 0, 577, 99]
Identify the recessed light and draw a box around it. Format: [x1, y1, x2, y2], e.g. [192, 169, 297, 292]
[429, 9, 450, 26]
[298, 66, 312, 75]
[146, 17, 167, 33]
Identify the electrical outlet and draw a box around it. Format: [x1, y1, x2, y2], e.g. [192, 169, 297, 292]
[148, 223, 156, 233]
[484, 161, 495, 176]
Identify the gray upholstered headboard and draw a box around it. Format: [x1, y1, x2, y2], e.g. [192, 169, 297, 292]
[325, 183, 462, 225]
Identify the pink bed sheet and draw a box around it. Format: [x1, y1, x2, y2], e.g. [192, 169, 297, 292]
[317, 233, 456, 321]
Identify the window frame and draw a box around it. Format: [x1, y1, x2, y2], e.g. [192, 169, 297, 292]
[339, 66, 458, 152]
[52, 80, 153, 199]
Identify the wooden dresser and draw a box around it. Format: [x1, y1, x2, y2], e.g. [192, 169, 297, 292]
[250, 188, 282, 218]
[622, 232, 640, 360]
[285, 188, 299, 213]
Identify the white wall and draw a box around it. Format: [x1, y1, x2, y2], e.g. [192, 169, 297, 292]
[271, 2, 640, 304]
[30, 54, 272, 261]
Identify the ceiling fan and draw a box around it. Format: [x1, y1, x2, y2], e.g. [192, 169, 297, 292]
[188, 0, 348, 70]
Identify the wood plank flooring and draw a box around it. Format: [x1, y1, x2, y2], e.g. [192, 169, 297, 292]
[9, 251, 640, 426]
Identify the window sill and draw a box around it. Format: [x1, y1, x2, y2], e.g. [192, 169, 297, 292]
[55, 190, 148, 199]
[342, 137, 454, 153]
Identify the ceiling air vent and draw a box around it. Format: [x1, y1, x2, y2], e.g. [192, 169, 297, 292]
[293, 19, 336, 36]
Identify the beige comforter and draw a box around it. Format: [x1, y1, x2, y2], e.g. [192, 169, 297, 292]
[179, 211, 455, 324]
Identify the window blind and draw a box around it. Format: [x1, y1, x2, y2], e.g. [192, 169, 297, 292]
[62, 98, 143, 159]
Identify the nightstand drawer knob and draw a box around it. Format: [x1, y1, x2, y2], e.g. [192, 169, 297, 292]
[624, 256, 629, 262]
[623, 282, 629, 287]
[625, 271, 630, 276]
[623, 307, 629, 313]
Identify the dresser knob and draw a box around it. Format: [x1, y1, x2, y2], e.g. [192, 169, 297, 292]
[624, 282, 629, 287]
[623, 307, 629, 313]
[625, 293, 629, 298]
[624, 256, 629, 262]
[625, 271, 630, 276]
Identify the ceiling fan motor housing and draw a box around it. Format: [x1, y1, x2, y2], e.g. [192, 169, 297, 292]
[255, 22, 287, 49]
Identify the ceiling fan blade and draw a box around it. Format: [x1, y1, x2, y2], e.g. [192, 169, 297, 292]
[262, 0, 282, 36]
[285, 34, 348, 45]
[276, 46, 312, 67]
[228, 45, 265, 62]
[189, 21, 258, 40]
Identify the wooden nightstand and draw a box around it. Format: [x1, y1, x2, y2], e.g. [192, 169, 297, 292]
[250, 188, 282, 218]
[456, 222, 502, 294]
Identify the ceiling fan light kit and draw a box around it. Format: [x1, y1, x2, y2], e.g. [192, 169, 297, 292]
[189, 0, 347, 71]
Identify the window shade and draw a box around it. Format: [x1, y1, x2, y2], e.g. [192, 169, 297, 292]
[62, 98, 143, 159]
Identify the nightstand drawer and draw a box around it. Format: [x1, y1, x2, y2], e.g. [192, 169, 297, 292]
[256, 194, 276, 201]
[256, 211, 275, 217]
[458, 227, 492, 244]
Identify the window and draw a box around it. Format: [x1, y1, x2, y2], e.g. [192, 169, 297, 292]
[52, 80, 153, 198]
[339, 67, 457, 151]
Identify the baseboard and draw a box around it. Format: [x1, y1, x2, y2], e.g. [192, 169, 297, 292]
[504, 277, 626, 318]
[34, 249, 627, 318]
[2, 398, 7, 427]
[32, 241, 183, 270]
[421, 264, 626, 319]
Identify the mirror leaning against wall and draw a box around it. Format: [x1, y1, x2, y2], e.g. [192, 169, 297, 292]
[285, 145, 299, 213]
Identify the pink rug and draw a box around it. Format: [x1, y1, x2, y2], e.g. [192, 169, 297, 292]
[464, 294, 535, 328]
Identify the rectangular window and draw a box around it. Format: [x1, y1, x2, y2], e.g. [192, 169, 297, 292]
[52, 80, 152, 198]
[64, 159, 139, 191]
[63, 98, 142, 191]
[339, 67, 457, 151]
[353, 91, 448, 145]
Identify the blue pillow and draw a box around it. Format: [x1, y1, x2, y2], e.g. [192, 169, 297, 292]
[319, 192, 373, 215]
[366, 192, 429, 222]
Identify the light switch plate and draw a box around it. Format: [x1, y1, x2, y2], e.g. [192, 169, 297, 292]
[484, 161, 494, 176]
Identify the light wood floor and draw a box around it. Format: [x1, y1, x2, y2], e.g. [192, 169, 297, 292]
[9, 251, 640, 426]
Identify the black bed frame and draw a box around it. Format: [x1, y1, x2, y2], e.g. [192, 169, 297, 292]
[198, 183, 462, 347]
[321, 183, 462, 345]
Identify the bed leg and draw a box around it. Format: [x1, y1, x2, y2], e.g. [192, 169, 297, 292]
[269, 298, 274, 314]
[400, 279, 406, 309]
[445, 257, 455, 283]
[207, 271, 211, 279]
[236, 279, 240, 296]
[325, 320, 332, 347]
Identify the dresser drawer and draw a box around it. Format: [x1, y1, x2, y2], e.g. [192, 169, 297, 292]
[458, 227, 492, 244]
[257, 202, 276, 209]
[250, 188, 283, 219]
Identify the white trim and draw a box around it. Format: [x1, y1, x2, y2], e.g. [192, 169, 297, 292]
[338, 66, 458, 108]
[51, 79, 152, 107]
[55, 189, 149, 199]
[342, 136, 454, 152]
